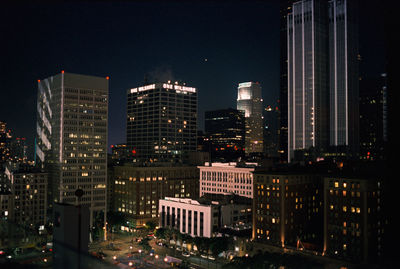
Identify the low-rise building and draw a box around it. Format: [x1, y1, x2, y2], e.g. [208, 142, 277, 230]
[198, 162, 256, 198]
[159, 194, 252, 238]
[323, 176, 384, 263]
[110, 164, 199, 227]
[253, 170, 323, 250]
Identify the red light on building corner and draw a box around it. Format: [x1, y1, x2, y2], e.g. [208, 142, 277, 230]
[132, 149, 136, 155]
[106, 76, 110, 80]
[61, 70, 65, 74]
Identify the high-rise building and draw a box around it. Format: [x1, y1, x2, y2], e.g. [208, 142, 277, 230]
[204, 108, 245, 162]
[287, 0, 359, 162]
[36, 71, 108, 227]
[264, 105, 280, 158]
[359, 74, 387, 161]
[236, 82, 264, 155]
[0, 121, 12, 165]
[126, 81, 197, 163]
[279, 0, 296, 163]
[328, 0, 359, 157]
[287, 0, 330, 162]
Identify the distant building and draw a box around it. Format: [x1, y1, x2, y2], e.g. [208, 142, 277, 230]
[205, 108, 245, 162]
[110, 144, 131, 163]
[323, 176, 384, 263]
[263, 105, 280, 158]
[126, 81, 197, 163]
[198, 162, 256, 199]
[2, 163, 48, 229]
[110, 165, 199, 227]
[159, 194, 252, 238]
[36, 72, 108, 228]
[0, 121, 12, 165]
[253, 170, 323, 251]
[237, 82, 264, 155]
[359, 74, 387, 161]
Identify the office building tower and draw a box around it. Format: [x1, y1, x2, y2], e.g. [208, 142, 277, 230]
[279, 0, 296, 162]
[328, 0, 359, 156]
[126, 81, 197, 163]
[287, 0, 359, 162]
[205, 108, 245, 162]
[359, 74, 387, 161]
[36, 71, 108, 227]
[199, 162, 255, 199]
[236, 82, 264, 155]
[264, 105, 280, 158]
[0, 121, 12, 165]
[287, 0, 330, 162]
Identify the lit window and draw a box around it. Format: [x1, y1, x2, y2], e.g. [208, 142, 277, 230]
[343, 206, 347, 212]
[334, 182, 339, 188]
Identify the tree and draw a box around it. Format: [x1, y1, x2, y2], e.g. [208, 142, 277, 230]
[138, 237, 151, 252]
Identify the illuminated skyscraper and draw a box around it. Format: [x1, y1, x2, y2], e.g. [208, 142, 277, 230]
[126, 81, 197, 162]
[36, 72, 108, 227]
[287, 0, 359, 162]
[328, 0, 359, 156]
[236, 82, 264, 155]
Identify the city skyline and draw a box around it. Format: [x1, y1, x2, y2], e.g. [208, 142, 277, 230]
[0, 1, 385, 159]
[0, 1, 394, 268]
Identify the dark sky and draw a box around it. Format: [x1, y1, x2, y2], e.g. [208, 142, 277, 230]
[0, 1, 280, 157]
[0, 0, 385, 158]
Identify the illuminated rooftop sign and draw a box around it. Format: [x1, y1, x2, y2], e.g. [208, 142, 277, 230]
[130, 84, 155, 93]
[130, 83, 196, 94]
[238, 82, 252, 88]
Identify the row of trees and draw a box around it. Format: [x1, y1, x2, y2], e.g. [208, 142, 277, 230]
[155, 227, 232, 257]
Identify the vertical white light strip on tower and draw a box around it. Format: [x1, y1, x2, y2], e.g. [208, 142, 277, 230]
[344, 0, 349, 145]
[302, 1, 305, 149]
[60, 72, 64, 163]
[292, 5, 296, 154]
[334, 0, 338, 145]
[287, 12, 292, 163]
[311, 0, 315, 147]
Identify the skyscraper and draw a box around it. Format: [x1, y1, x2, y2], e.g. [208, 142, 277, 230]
[287, 0, 358, 162]
[36, 71, 108, 227]
[279, 0, 296, 163]
[237, 82, 264, 155]
[126, 81, 197, 162]
[204, 108, 245, 162]
[328, 0, 359, 156]
[287, 0, 330, 163]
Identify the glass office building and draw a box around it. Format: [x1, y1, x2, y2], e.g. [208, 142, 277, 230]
[36, 71, 108, 227]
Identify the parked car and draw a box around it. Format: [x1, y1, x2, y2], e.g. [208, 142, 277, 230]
[208, 255, 215, 260]
[182, 252, 190, 257]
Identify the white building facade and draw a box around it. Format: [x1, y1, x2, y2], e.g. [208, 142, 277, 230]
[198, 163, 255, 198]
[159, 197, 217, 238]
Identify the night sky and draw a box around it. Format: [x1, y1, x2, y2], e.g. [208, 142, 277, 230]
[0, 0, 385, 158]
